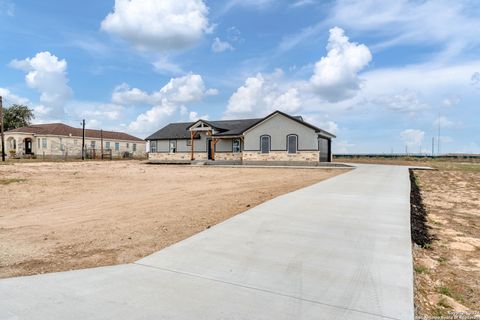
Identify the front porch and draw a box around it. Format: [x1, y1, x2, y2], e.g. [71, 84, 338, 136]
[4, 135, 35, 158]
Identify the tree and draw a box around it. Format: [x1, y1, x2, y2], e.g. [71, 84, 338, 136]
[3, 104, 34, 131]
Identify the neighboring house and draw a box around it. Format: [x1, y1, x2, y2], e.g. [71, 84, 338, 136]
[3, 123, 146, 158]
[146, 110, 335, 165]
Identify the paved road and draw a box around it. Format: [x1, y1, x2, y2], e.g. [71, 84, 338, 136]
[0, 164, 414, 320]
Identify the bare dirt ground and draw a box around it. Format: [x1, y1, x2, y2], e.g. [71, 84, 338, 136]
[338, 157, 480, 317]
[0, 161, 342, 278]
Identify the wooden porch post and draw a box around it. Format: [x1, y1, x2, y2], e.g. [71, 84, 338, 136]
[190, 131, 195, 160]
[212, 138, 219, 161]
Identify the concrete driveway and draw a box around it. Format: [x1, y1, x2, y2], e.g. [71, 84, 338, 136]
[0, 164, 414, 320]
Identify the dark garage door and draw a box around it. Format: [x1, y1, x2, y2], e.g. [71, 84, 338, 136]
[318, 138, 331, 162]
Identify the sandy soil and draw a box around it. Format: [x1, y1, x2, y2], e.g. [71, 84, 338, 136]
[413, 169, 480, 316]
[0, 161, 342, 278]
[338, 157, 480, 316]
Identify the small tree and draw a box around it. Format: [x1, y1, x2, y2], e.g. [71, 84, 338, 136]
[4, 104, 34, 131]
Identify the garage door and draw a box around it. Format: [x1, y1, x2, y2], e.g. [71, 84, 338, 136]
[318, 138, 330, 162]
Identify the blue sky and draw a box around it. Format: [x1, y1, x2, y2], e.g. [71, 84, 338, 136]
[0, 0, 479, 154]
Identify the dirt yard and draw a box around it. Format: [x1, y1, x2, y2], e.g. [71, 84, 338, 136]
[0, 161, 342, 278]
[338, 157, 480, 316]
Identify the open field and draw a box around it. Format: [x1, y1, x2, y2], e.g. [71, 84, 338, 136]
[338, 157, 480, 316]
[0, 161, 342, 278]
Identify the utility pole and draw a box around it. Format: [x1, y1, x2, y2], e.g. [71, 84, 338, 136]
[0, 96, 5, 162]
[437, 112, 441, 156]
[81, 119, 86, 160]
[100, 129, 104, 160]
[431, 137, 435, 157]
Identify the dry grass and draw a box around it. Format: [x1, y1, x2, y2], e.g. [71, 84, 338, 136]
[338, 157, 480, 316]
[0, 178, 26, 185]
[0, 160, 344, 278]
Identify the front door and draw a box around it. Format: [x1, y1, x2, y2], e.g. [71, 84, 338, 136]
[206, 138, 213, 160]
[25, 139, 32, 154]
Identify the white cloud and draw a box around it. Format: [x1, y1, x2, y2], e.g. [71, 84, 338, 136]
[471, 72, 480, 88]
[128, 100, 177, 134]
[327, 1, 480, 61]
[319, 121, 338, 135]
[220, 0, 275, 15]
[434, 116, 455, 128]
[290, 0, 315, 8]
[79, 103, 125, 121]
[0, 88, 30, 105]
[32, 105, 52, 116]
[334, 140, 354, 153]
[401, 129, 425, 147]
[101, 0, 210, 52]
[126, 74, 215, 135]
[153, 57, 184, 75]
[442, 96, 460, 108]
[370, 90, 427, 114]
[211, 37, 234, 53]
[188, 111, 209, 121]
[10, 52, 72, 116]
[112, 84, 151, 105]
[113, 74, 217, 107]
[309, 27, 372, 102]
[0, 0, 14, 16]
[224, 71, 302, 118]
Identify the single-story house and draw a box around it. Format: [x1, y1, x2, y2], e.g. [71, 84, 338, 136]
[146, 110, 335, 165]
[2, 123, 146, 158]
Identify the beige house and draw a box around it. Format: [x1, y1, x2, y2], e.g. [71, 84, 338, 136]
[2, 123, 146, 159]
[146, 110, 335, 165]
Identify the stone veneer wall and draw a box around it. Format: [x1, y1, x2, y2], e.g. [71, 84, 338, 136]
[149, 151, 320, 163]
[148, 152, 208, 161]
[214, 152, 242, 161]
[242, 151, 320, 162]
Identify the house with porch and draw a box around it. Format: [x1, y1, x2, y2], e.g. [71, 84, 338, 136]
[146, 110, 335, 165]
[2, 123, 146, 159]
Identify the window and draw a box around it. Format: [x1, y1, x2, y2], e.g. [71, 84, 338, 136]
[186, 139, 192, 146]
[38, 138, 41, 149]
[126, 143, 129, 149]
[133, 143, 137, 152]
[105, 141, 110, 149]
[42, 138, 47, 148]
[260, 135, 270, 154]
[169, 140, 177, 153]
[233, 139, 241, 153]
[115, 142, 120, 151]
[91, 141, 96, 148]
[287, 135, 297, 154]
[74, 139, 78, 145]
[60, 138, 64, 151]
[150, 141, 157, 153]
[10, 138, 16, 150]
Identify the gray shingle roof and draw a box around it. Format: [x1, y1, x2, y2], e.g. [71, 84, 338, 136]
[7, 123, 144, 142]
[145, 111, 335, 140]
[146, 118, 262, 140]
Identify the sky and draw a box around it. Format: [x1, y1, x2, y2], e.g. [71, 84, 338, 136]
[0, 0, 479, 154]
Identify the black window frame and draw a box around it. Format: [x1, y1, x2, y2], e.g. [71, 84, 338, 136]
[169, 140, 177, 153]
[150, 140, 157, 153]
[232, 138, 241, 153]
[287, 134, 298, 154]
[260, 135, 270, 154]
